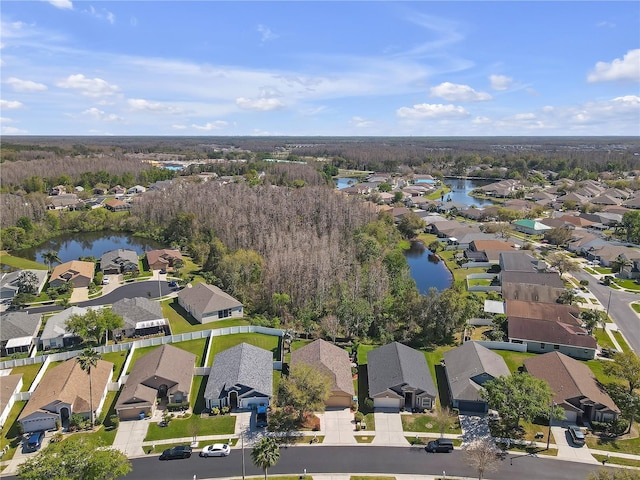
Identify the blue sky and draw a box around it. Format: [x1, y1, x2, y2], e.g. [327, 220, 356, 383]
[1, 1, 639, 136]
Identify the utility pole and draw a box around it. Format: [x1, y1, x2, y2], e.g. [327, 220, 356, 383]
[547, 402, 555, 450]
[605, 289, 612, 319]
[241, 424, 246, 480]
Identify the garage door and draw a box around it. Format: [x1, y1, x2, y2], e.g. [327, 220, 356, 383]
[374, 397, 401, 410]
[21, 417, 56, 433]
[457, 401, 487, 413]
[564, 410, 577, 423]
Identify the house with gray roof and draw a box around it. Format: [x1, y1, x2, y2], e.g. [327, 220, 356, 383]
[443, 341, 510, 413]
[0, 269, 48, 300]
[499, 252, 540, 275]
[0, 312, 42, 357]
[367, 342, 436, 411]
[204, 343, 273, 410]
[291, 339, 355, 408]
[500, 272, 565, 304]
[115, 344, 196, 420]
[100, 248, 139, 275]
[40, 306, 100, 350]
[177, 283, 243, 323]
[111, 297, 168, 338]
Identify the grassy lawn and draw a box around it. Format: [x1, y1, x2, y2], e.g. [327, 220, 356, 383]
[356, 344, 378, 365]
[401, 412, 461, 434]
[0, 401, 27, 461]
[497, 441, 558, 456]
[468, 279, 492, 287]
[101, 350, 130, 381]
[494, 350, 537, 373]
[426, 187, 451, 201]
[11, 362, 45, 391]
[190, 375, 207, 414]
[584, 267, 599, 275]
[632, 303, 640, 314]
[162, 298, 250, 334]
[352, 476, 394, 480]
[594, 329, 615, 350]
[586, 434, 640, 455]
[612, 331, 631, 353]
[613, 279, 640, 291]
[68, 391, 120, 446]
[145, 414, 236, 441]
[595, 267, 612, 275]
[592, 454, 640, 467]
[363, 413, 375, 431]
[208, 333, 280, 366]
[0, 252, 47, 270]
[354, 436, 375, 444]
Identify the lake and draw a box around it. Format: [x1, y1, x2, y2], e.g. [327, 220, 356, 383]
[404, 241, 453, 294]
[442, 178, 496, 206]
[14, 232, 167, 264]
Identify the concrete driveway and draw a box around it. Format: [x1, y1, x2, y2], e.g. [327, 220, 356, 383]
[319, 408, 357, 445]
[551, 426, 599, 464]
[371, 410, 407, 446]
[112, 417, 152, 458]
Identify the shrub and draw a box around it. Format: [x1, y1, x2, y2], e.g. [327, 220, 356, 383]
[354, 411, 364, 424]
[221, 406, 230, 415]
[211, 407, 220, 416]
[167, 402, 189, 412]
[579, 279, 589, 286]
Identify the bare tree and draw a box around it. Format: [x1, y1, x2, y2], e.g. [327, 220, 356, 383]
[320, 315, 340, 343]
[463, 438, 502, 480]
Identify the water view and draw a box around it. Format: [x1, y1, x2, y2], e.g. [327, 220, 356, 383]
[404, 241, 453, 294]
[334, 177, 359, 189]
[14, 232, 167, 264]
[442, 178, 496, 206]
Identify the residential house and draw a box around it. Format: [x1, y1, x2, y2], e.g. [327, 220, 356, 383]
[115, 344, 196, 420]
[111, 297, 168, 338]
[110, 185, 126, 196]
[204, 343, 273, 410]
[513, 219, 553, 236]
[127, 185, 146, 194]
[0, 312, 42, 356]
[508, 316, 597, 360]
[19, 358, 113, 433]
[49, 260, 95, 288]
[100, 249, 139, 275]
[524, 352, 619, 422]
[501, 272, 565, 304]
[0, 374, 23, 429]
[367, 342, 436, 411]
[499, 252, 540, 276]
[567, 232, 608, 255]
[291, 339, 355, 408]
[40, 306, 98, 350]
[586, 245, 640, 267]
[46, 194, 84, 211]
[505, 300, 581, 326]
[104, 198, 130, 212]
[466, 240, 516, 264]
[0, 269, 48, 300]
[443, 341, 510, 413]
[591, 194, 622, 206]
[146, 249, 183, 271]
[622, 195, 640, 209]
[620, 256, 640, 280]
[177, 283, 243, 323]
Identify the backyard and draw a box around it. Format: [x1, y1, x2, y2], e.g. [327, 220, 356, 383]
[161, 298, 250, 334]
[206, 333, 281, 366]
[126, 337, 208, 373]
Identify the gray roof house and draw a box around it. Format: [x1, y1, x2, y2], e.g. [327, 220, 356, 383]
[40, 306, 100, 350]
[177, 283, 243, 323]
[0, 312, 42, 357]
[367, 342, 437, 411]
[0, 269, 48, 300]
[100, 249, 139, 275]
[115, 344, 196, 420]
[111, 297, 168, 338]
[500, 271, 565, 304]
[443, 341, 510, 413]
[499, 252, 539, 273]
[204, 343, 273, 410]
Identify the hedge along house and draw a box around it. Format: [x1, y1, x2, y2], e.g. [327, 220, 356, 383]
[115, 344, 196, 421]
[204, 343, 273, 410]
[18, 358, 113, 433]
[177, 283, 243, 323]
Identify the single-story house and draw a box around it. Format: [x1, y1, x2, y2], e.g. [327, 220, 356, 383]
[0, 269, 48, 300]
[620, 257, 640, 280]
[146, 249, 183, 271]
[499, 251, 540, 274]
[104, 198, 130, 212]
[501, 274, 566, 304]
[115, 344, 196, 420]
[177, 283, 243, 323]
[100, 249, 139, 275]
[40, 306, 98, 350]
[127, 185, 146, 194]
[524, 352, 619, 423]
[0, 312, 42, 357]
[508, 317, 597, 360]
[586, 245, 640, 267]
[443, 341, 510, 413]
[513, 219, 553, 236]
[49, 260, 95, 288]
[46, 194, 84, 211]
[111, 297, 168, 338]
[290, 339, 355, 408]
[0, 374, 23, 429]
[204, 343, 273, 410]
[19, 357, 113, 433]
[367, 342, 436, 411]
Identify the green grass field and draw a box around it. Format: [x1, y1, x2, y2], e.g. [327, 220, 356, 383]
[144, 413, 236, 441]
[0, 252, 47, 270]
[10, 362, 45, 391]
[494, 350, 536, 373]
[161, 298, 250, 334]
[612, 331, 631, 353]
[101, 350, 130, 381]
[207, 333, 280, 366]
[401, 412, 461, 434]
[586, 434, 640, 455]
[594, 329, 615, 350]
[0, 401, 26, 461]
[127, 338, 207, 373]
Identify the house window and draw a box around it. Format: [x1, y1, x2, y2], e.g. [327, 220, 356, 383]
[421, 397, 432, 409]
[218, 309, 231, 319]
[554, 345, 560, 350]
[540, 343, 546, 349]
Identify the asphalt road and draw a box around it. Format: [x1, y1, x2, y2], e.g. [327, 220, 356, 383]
[572, 269, 640, 353]
[112, 446, 611, 480]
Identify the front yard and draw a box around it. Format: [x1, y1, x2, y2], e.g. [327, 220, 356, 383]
[401, 412, 461, 434]
[144, 413, 236, 442]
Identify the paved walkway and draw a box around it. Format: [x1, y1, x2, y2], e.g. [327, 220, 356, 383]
[319, 408, 358, 445]
[371, 410, 406, 446]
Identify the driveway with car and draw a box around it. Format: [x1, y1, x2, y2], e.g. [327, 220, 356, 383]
[550, 426, 599, 464]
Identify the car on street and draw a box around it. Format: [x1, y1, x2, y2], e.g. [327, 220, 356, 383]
[25, 431, 45, 451]
[200, 444, 231, 457]
[159, 445, 192, 460]
[425, 438, 454, 453]
[568, 425, 585, 446]
[168, 280, 179, 288]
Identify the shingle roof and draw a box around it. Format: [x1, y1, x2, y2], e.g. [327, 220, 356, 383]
[508, 317, 597, 349]
[501, 272, 564, 289]
[146, 249, 183, 268]
[443, 341, 510, 402]
[0, 374, 22, 414]
[100, 249, 138, 271]
[177, 283, 242, 318]
[291, 339, 354, 397]
[111, 297, 164, 330]
[499, 252, 538, 272]
[205, 343, 273, 401]
[367, 342, 436, 398]
[0, 312, 41, 342]
[19, 358, 113, 420]
[524, 352, 618, 413]
[50, 260, 94, 284]
[505, 300, 580, 325]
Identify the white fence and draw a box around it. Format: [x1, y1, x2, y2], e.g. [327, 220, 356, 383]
[474, 340, 527, 352]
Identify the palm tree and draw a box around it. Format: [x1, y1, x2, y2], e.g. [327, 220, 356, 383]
[76, 348, 102, 428]
[42, 251, 61, 272]
[251, 437, 280, 480]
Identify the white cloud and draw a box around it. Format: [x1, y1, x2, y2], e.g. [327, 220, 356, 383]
[57, 74, 119, 97]
[191, 121, 229, 131]
[588, 49, 640, 82]
[0, 99, 24, 109]
[514, 113, 536, 120]
[127, 98, 182, 114]
[0, 117, 14, 124]
[396, 103, 469, 119]
[596, 21, 616, 28]
[82, 107, 122, 122]
[349, 116, 374, 128]
[83, 5, 116, 24]
[489, 74, 513, 91]
[472, 116, 491, 124]
[236, 97, 285, 111]
[430, 82, 491, 102]
[6, 77, 47, 92]
[48, 0, 73, 10]
[257, 25, 278, 44]
[1, 126, 28, 134]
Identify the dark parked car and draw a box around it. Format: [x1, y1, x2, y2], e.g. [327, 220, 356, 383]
[168, 281, 179, 288]
[425, 438, 454, 453]
[160, 445, 192, 460]
[25, 431, 45, 451]
[568, 425, 585, 446]
[256, 406, 268, 428]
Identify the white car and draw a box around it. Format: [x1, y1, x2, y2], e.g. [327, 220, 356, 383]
[200, 444, 230, 457]
[102, 277, 110, 285]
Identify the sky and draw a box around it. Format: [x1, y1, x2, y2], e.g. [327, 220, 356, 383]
[1, 1, 639, 136]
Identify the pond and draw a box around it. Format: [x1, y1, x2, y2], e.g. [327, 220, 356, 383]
[14, 232, 167, 264]
[334, 177, 359, 189]
[404, 241, 453, 294]
[442, 178, 497, 206]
